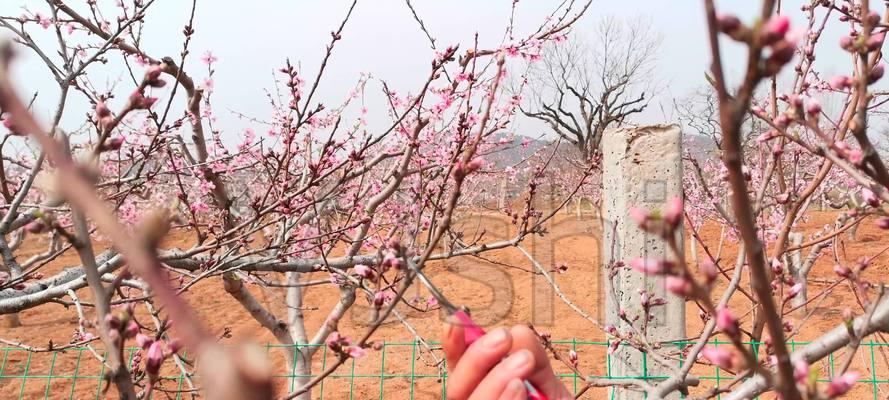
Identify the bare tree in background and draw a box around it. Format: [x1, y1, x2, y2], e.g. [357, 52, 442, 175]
[676, 87, 725, 150]
[521, 17, 660, 160]
[676, 87, 762, 151]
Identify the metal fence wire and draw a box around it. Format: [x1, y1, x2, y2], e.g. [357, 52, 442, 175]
[2, 339, 888, 399]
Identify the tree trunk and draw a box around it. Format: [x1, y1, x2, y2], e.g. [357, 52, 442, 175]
[285, 272, 311, 399]
[787, 233, 807, 314]
[292, 348, 313, 400]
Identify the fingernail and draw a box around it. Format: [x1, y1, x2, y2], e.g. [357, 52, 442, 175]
[482, 328, 508, 347]
[502, 379, 525, 398]
[506, 349, 532, 369]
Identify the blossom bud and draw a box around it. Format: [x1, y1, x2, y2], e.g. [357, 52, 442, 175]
[373, 291, 390, 307]
[716, 306, 739, 336]
[144, 65, 163, 81]
[136, 333, 153, 349]
[105, 137, 124, 151]
[465, 158, 484, 173]
[386, 237, 401, 252]
[848, 149, 865, 165]
[783, 319, 794, 332]
[700, 260, 718, 284]
[628, 207, 651, 228]
[764, 40, 796, 75]
[826, 372, 859, 398]
[867, 11, 882, 26]
[663, 197, 683, 228]
[716, 13, 741, 34]
[756, 130, 776, 143]
[348, 346, 366, 358]
[701, 346, 734, 369]
[639, 290, 650, 307]
[3, 117, 22, 136]
[25, 220, 46, 234]
[839, 35, 856, 52]
[145, 341, 164, 376]
[124, 321, 140, 338]
[806, 98, 822, 116]
[105, 314, 121, 330]
[876, 217, 889, 230]
[794, 360, 810, 385]
[834, 264, 852, 278]
[326, 332, 340, 349]
[168, 338, 183, 354]
[147, 79, 167, 88]
[786, 282, 803, 299]
[770, 258, 784, 275]
[630, 258, 674, 275]
[129, 91, 158, 110]
[450, 161, 465, 180]
[568, 350, 578, 364]
[762, 15, 791, 45]
[95, 101, 111, 118]
[862, 188, 880, 207]
[829, 75, 854, 90]
[381, 253, 399, 271]
[665, 276, 692, 297]
[857, 256, 871, 272]
[353, 264, 375, 280]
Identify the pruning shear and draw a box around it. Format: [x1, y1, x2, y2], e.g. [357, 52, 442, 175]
[409, 262, 549, 400]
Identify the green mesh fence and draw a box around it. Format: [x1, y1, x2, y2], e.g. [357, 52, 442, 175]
[2, 340, 888, 399]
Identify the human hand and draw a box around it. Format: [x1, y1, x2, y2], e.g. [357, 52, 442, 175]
[442, 322, 573, 400]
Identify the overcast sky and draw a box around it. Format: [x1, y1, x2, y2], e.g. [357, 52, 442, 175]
[0, 0, 877, 144]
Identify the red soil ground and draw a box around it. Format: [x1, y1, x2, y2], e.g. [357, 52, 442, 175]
[1, 211, 886, 399]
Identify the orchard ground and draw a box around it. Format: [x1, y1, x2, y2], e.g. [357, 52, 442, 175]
[1, 210, 885, 399]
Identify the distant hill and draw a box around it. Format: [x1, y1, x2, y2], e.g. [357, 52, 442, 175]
[683, 133, 720, 161]
[490, 131, 719, 166]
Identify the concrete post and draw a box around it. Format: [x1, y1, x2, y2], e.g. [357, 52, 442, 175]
[602, 125, 685, 399]
[498, 179, 507, 210]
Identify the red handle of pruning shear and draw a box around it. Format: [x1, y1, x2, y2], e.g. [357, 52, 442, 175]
[408, 261, 548, 399]
[452, 310, 549, 400]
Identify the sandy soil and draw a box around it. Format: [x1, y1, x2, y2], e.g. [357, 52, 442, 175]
[1, 211, 887, 399]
